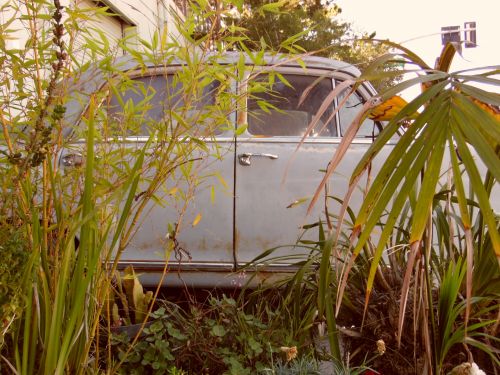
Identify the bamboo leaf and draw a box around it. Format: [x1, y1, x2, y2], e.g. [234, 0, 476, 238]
[258, 1, 287, 14]
[192, 213, 202, 227]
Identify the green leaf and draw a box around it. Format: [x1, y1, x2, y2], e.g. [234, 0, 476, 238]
[453, 124, 500, 260]
[258, 1, 286, 14]
[235, 123, 247, 136]
[351, 80, 448, 185]
[211, 324, 226, 337]
[409, 124, 446, 242]
[452, 94, 500, 182]
[247, 337, 262, 355]
[317, 229, 333, 318]
[456, 83, 500, 106]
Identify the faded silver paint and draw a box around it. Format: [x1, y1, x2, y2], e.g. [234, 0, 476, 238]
[61, 53, 390, 287]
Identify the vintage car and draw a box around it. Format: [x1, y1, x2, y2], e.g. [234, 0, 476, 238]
[61, 52, 393, 287]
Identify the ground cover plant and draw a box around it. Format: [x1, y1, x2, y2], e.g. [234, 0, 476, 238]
[246, 192, 498, 374]
[111, 295, 300, 374]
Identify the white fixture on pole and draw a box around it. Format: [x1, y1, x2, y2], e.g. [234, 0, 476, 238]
[441, 22, 477, 48]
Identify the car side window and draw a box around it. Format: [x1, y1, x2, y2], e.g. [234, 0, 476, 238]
[247, 74, 337, 137]
[337, 85, 380, 138]
[106, 75, 222, 136]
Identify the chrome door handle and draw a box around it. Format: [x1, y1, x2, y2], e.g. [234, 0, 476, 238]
[61, 153, 84, 167]
[238, 153, 278, 166]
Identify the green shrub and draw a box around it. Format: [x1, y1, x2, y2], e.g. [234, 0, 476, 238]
[0, 224, 28, 343]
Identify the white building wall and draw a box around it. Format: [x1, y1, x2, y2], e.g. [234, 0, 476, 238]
[0, 0, 185, 57]
[97, 0, 163, 41]
[0, 1, 26, 50]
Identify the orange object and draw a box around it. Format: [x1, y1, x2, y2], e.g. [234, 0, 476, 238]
[368, 95, 418, 121]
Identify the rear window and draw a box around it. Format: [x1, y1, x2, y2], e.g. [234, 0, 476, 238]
[247, 74, 337, 137]
[106, 75, 222, 136]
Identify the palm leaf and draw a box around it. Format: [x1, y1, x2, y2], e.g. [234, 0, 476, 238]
[311, 44, 500, 340]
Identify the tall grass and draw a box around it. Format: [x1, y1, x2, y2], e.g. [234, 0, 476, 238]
[0, 2, 159, 372]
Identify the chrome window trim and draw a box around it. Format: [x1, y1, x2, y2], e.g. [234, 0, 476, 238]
[236, 137, 386, 145]
[67, 61, 384, 146]
[70, 136, 236, 144]
[71, 136, 388, 145]
[241, 67, 379, 140]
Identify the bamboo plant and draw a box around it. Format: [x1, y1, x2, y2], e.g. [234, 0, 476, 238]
[0, 1, 308, 373]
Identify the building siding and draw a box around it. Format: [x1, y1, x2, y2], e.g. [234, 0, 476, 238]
[0, 0, 184, 57]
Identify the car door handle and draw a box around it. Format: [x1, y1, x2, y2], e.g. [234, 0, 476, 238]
[238, 153, 278, 166]
[60, 153, 84, 167]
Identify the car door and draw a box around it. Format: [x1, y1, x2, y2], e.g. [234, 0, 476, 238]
[234, 68, 389, 266]
[60, 70, 236, 274]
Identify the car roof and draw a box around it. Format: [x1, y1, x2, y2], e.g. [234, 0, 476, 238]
[101, 51, 362, 75]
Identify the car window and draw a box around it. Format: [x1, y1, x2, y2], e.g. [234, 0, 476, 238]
[106, 75, 222, 136]
[247, 74, 337, 137]
[337, 86, 380, 138]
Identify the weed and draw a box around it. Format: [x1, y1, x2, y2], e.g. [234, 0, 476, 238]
[112, 296, 301, 374]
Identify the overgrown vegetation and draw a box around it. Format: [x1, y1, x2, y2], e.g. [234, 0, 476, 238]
[238, 37, 499, 375]
[249, 193, 499, 373]
[0, 226, 29, 345]
[112, 296, 294, 374]
[0, 0, 498, 374]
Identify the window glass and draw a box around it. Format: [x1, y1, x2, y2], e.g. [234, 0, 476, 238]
[107, 75, 222, 136]
[247, 74, 337, 137]
[337, 86, 380, 138]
